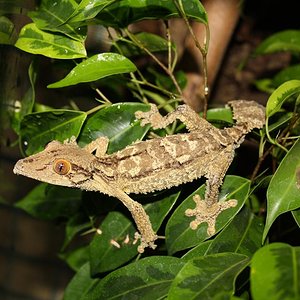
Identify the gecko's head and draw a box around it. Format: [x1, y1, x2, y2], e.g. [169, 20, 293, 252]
[13, 140, 95, 188]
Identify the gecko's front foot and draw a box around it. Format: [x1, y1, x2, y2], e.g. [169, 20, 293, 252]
[185, 194, 238, 236]
[134, 232, 158, 253]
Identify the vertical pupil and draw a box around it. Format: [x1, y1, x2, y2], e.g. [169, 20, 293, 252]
[53, 159, 70, 175]
[59, 163, 65, 172]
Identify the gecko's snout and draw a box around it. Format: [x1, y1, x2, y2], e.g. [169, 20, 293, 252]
[13, 160, 24, 175]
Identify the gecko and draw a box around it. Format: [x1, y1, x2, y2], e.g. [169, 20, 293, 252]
[13, 100, 265, 253]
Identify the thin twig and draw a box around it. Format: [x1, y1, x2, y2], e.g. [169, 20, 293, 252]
[125, 28, 183, 97]
[174, 0, 210, 118]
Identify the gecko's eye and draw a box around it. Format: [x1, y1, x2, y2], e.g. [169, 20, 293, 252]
[53, 159, 71, 175]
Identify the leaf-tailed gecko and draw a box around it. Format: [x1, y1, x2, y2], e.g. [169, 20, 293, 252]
[13, 100, 265, 253]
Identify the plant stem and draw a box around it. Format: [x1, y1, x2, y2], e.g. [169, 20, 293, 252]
[125, 28, 183, 97]
[174, 0, 210, 118]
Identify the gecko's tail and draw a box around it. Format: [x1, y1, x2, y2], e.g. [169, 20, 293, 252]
[228, 100, 266, 131]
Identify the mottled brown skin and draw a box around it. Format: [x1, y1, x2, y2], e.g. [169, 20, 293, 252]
[13, 100, 265, 252]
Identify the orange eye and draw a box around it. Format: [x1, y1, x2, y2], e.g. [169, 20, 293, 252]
[53, 159, 71, 175]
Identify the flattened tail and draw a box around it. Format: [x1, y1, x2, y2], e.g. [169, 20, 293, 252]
[228, 100, 266, 131]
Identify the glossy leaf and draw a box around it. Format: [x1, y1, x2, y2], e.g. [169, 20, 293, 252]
[112, 32, 174, 57]
[15, 23, 86, 59]
[96, 0, 208, 28]
[205, 107, 233, 125]
[184, 207, 264, 260]
[251, 243, 300, 300]
[266, 80, 300, 118]
[85, 256, 185, 299]
[89, 191, 179, 275]
[254, 30, 300, 55]
[29, 0, 86, 41]
[0, 15, 16, 44]
[69, 0, 117, 22]
[19, 110, 86, 155]
[144, 190, 180, 233]
[15, 183, 82, 220]
[263, 139, 300, 241]
[166, 176, 250, 254]
[63, 263, 98, 300]
[89, 212, 138, 275]
[48, 53, 136, 88]
[78, 103, 150, 154]
[181, 240, 212, 260]
[169, 253, 249, 299]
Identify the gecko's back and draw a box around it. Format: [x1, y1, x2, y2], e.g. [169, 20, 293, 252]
[96, 129, 228, 194]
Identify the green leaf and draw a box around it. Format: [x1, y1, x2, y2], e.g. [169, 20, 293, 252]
[63, 263, 98, 300]
[69, 0, 118, 22]
[62, 213, 92, 250]
[12, 60, 37, 134]
[85, 256, 185, 299]
[0, 16, 16, 44]
[184, 207, 264, 260]
[47, 53, 136, 88]
[89, 212, 138, 275]
[266, 80, 300, 118]
[112, 32, 174, 57]
[96, 0, 207, 28]
[205, 107, 234, 124]
[29, 0, 86, 41]
[263, 139, 300, 241]
[15, 23, 86, 59]
[19, 109, 86, 155]
[273, 64, 300, 88]
[89, 190, 179, 275]
[254, 30, 300, 55]
[61, 246, 90, 272]
[15, 183, 82, 220]
[181, 240, 212, 260]
[169, 253, 249, 299]
[166, 176, 250, 255]
[78, 103, 150, 154]
[267, 112, 293, 133]
[251, 243, 300, 300]
[144, 190, 180, 233]
[292, 208, 300, 227]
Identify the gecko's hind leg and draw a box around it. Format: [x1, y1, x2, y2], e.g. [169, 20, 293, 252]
[185, 146, 238, 236]
[135, 104, 213, 132]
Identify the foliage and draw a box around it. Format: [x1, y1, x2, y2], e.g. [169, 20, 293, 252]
[1, 1, 300, 299]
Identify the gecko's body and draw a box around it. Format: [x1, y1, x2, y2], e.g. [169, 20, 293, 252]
[13, 100, 265, 252]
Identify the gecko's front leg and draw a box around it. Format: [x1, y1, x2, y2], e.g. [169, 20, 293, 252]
[83, 136, 109, 157]
[110, 190, 158, 253]
[135, 103, 213, 132]
[185, 146, 238, 236]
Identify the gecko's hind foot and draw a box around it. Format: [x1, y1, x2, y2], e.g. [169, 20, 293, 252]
[134, 232, 158, 253]
[185, 194, 238, 236]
